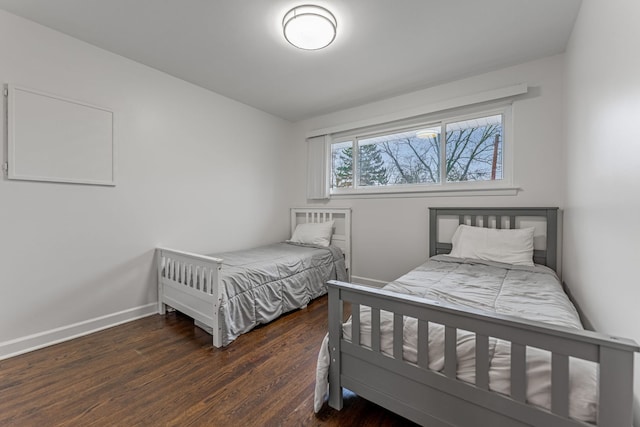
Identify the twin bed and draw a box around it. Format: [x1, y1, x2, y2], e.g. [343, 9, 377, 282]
[316, 207, 638, 427]
[156, 208, 351, 347]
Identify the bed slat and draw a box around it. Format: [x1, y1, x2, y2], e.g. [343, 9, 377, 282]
[393, 314, 403, 360]
[510, 216, 516, 229]
[511, 343, 527, 402]
[475, 333, 489, 390]
[352, 303, 361, 345]
[417, 320, 429, 369]
[496, 215, 502, 229]
[551, 353, 569, 417]
[444, 326, 457, 378]
[371, 308, 381, 353]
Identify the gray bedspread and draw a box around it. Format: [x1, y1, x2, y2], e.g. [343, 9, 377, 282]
[206, 242, 347, 346]
[384, 255, 583, 329]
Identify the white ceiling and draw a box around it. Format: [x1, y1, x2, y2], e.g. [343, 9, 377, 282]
[0, 0, 582, 122]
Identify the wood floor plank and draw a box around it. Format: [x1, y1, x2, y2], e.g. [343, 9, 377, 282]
[0, 296, 417, 426]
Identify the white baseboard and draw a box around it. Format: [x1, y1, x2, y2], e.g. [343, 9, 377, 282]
[0, 303, 157, 360]
[350, 275, 388, 288]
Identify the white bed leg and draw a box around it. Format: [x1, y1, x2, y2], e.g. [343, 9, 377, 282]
[157, 249, 166, 315]
[212, 265, 223, 348]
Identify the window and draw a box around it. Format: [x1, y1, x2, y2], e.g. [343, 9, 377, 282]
[445, 114, 503, 182]
[330, 110, 508, 194]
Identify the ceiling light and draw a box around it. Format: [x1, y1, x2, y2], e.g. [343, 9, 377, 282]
[283, 5, 337, 50]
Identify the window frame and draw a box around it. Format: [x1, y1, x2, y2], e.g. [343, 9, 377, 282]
[329, 104, 514, 197]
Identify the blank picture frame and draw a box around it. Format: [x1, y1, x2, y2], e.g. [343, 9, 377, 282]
[7, 84, 116, 186]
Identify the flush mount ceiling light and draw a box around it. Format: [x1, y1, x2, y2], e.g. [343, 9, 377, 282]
[283, 5, 337, 50]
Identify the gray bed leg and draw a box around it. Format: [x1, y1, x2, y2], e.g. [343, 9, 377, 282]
[327, 284, 343, 410]
[598, 346, 634, 426]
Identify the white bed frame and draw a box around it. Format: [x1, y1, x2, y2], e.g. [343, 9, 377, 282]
[327, 207, 638, 426]
[156, 207, 351, 348]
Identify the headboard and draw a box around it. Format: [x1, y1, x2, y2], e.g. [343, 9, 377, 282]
[290, 208, 352, 277]
[429, 207, 559, 271]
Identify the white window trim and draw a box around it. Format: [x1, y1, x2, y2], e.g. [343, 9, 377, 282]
[330, 185, 519, 199]
[328, 104, 515, 197]
[306, 83, 527, 139]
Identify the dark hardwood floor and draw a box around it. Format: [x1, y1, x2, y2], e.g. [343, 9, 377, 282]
[0, 296, 418, 426]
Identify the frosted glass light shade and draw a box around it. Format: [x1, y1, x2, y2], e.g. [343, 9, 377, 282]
[283, 5, 337, 50]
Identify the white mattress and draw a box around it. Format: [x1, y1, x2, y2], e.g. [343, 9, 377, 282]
[314, 256, 597, 422]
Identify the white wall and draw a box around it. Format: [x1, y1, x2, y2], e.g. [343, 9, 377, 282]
[0, 10, 294, 358]
[563, 0, 640, 423]
[292, 55, 567, 285]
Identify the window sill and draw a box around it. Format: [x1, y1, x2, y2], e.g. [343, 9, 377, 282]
[330, 185, 520, 199]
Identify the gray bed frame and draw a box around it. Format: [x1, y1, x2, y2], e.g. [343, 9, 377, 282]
[326, 207, 638, 426]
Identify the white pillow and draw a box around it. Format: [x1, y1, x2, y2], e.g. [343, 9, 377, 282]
[289, 220, 334, 247]
[449, 224, 535, 266]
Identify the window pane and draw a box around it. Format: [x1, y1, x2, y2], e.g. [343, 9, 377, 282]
[445, 114, 503, 182]
[358, 128, 440, 187]
[331, 141, 353, 189]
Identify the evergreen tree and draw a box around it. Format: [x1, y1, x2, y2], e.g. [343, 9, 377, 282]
[334, 146, 353, 188]
[358, 144, 388, 186]
[333, 144, 388, 187]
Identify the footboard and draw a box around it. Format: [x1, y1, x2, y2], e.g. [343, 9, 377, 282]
[156, 248, 225, 347]
[327, 280, 639, 427]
